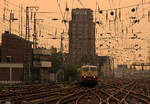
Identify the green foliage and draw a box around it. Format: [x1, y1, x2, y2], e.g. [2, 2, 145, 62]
[50, 46, 57, 54]
[0, 83, 4, 89]
[64, 64, 78, 81]
[49, 51, 63, 73]
[31, 68, 41, 82]
[48, 46, 80, 82]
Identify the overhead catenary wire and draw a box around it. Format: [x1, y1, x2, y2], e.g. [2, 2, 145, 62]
[0, 0, 150, 59]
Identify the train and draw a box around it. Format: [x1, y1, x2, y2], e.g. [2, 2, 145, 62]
[78, 65, 98, 85]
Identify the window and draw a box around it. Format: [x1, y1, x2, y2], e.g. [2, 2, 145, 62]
[6, 56, 12, 62]
[91, 67, 97, 71]
[82, 67, 89, 71]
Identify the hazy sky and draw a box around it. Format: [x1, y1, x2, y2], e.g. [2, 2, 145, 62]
[1, 0, 150, 66]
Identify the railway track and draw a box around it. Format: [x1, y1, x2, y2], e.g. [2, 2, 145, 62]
[56, 88, 101, 104]
[94, 78, 150, 104]
[0, 78, 150, 104]
[0, 83, 80, 104]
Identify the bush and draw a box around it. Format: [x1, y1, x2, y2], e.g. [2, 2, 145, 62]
[64, 65, 78, 81]
[0, 84, 4, 89]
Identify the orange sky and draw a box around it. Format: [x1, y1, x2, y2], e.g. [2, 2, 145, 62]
[1, 0, 150, 66]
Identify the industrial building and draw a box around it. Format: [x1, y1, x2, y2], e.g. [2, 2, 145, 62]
[68, 8, 96, 65]
[96, 56, 114, 77]
[0, 31, 32, 83]
[33, 48, 52, 83]
[0, 31, 52, 83]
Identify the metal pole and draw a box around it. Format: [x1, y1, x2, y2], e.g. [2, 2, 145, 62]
[9, 11, 12, 34]
[21, 4, 23, 37]
[25, 7, 29, 40]
[3, 0, 6, 22]
[24, 6, 29, 82]
[19, 4, 20, 36]
[10, 67, 12, 82]
[33, 12, 37, 48]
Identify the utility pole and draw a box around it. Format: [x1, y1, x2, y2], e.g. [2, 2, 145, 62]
[9, 10, 18, 34]
[60, 30, 64, 53]
[60, 30, 65, 81]
[21, 4, 23, 37]
[24, 6, 39, 82]
[25, 7, 30, 40]
[24, 6, 30, 82]
[3, 0, 6, 22]
[33, 12, 37, 48]
[19, 4, 23, 37]
[9, 10, 13, 34]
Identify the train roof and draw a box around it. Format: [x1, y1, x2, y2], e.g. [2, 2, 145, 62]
[81, 65, 97, 68]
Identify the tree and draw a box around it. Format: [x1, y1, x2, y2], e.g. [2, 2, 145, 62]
[49, 47, 63, 73]
[64, 64, 78, 81]
[50, 46, 57, 54]
[49, 46, 79, 82]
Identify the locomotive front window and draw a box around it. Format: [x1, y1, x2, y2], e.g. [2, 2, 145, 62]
[82, 67, 89, 71]
[91, 67, 97, 71]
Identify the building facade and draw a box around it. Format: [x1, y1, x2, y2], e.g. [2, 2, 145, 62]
[68, 8, 96, 65]
[1, 31, 32, 63]
[33, 48, 52, 83]
[0, 31, 32, 83]
[96, 56, 113, 78]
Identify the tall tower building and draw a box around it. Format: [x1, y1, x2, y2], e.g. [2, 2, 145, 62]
[68, 8, 96, 65]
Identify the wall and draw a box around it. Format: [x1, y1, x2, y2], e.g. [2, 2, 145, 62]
[1, 31, 32, 64]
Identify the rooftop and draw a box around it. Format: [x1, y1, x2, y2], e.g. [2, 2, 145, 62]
[2, 31, 33, 44]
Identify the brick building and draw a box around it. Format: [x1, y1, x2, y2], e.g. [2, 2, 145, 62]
[0, 31, 32, 83]
[1, 31, 32, 63]
[68, 8, 96, 65]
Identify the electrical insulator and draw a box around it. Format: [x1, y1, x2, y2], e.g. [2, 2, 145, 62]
[99, 10, 103, 14]
[131, 8, 135, 12]
[66, 7, 69, 11]
[52, 18, 58, 21]
[100, 34, 103, 36]
[135, 44, 138, 47]
[99, 44, 103, 47]
[134, 19, 140, 23]
[62, 19, 67, 23]
[96, 21, 100, 24]
[110, 11, 114, 16]
[10, 12, 14, 21]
